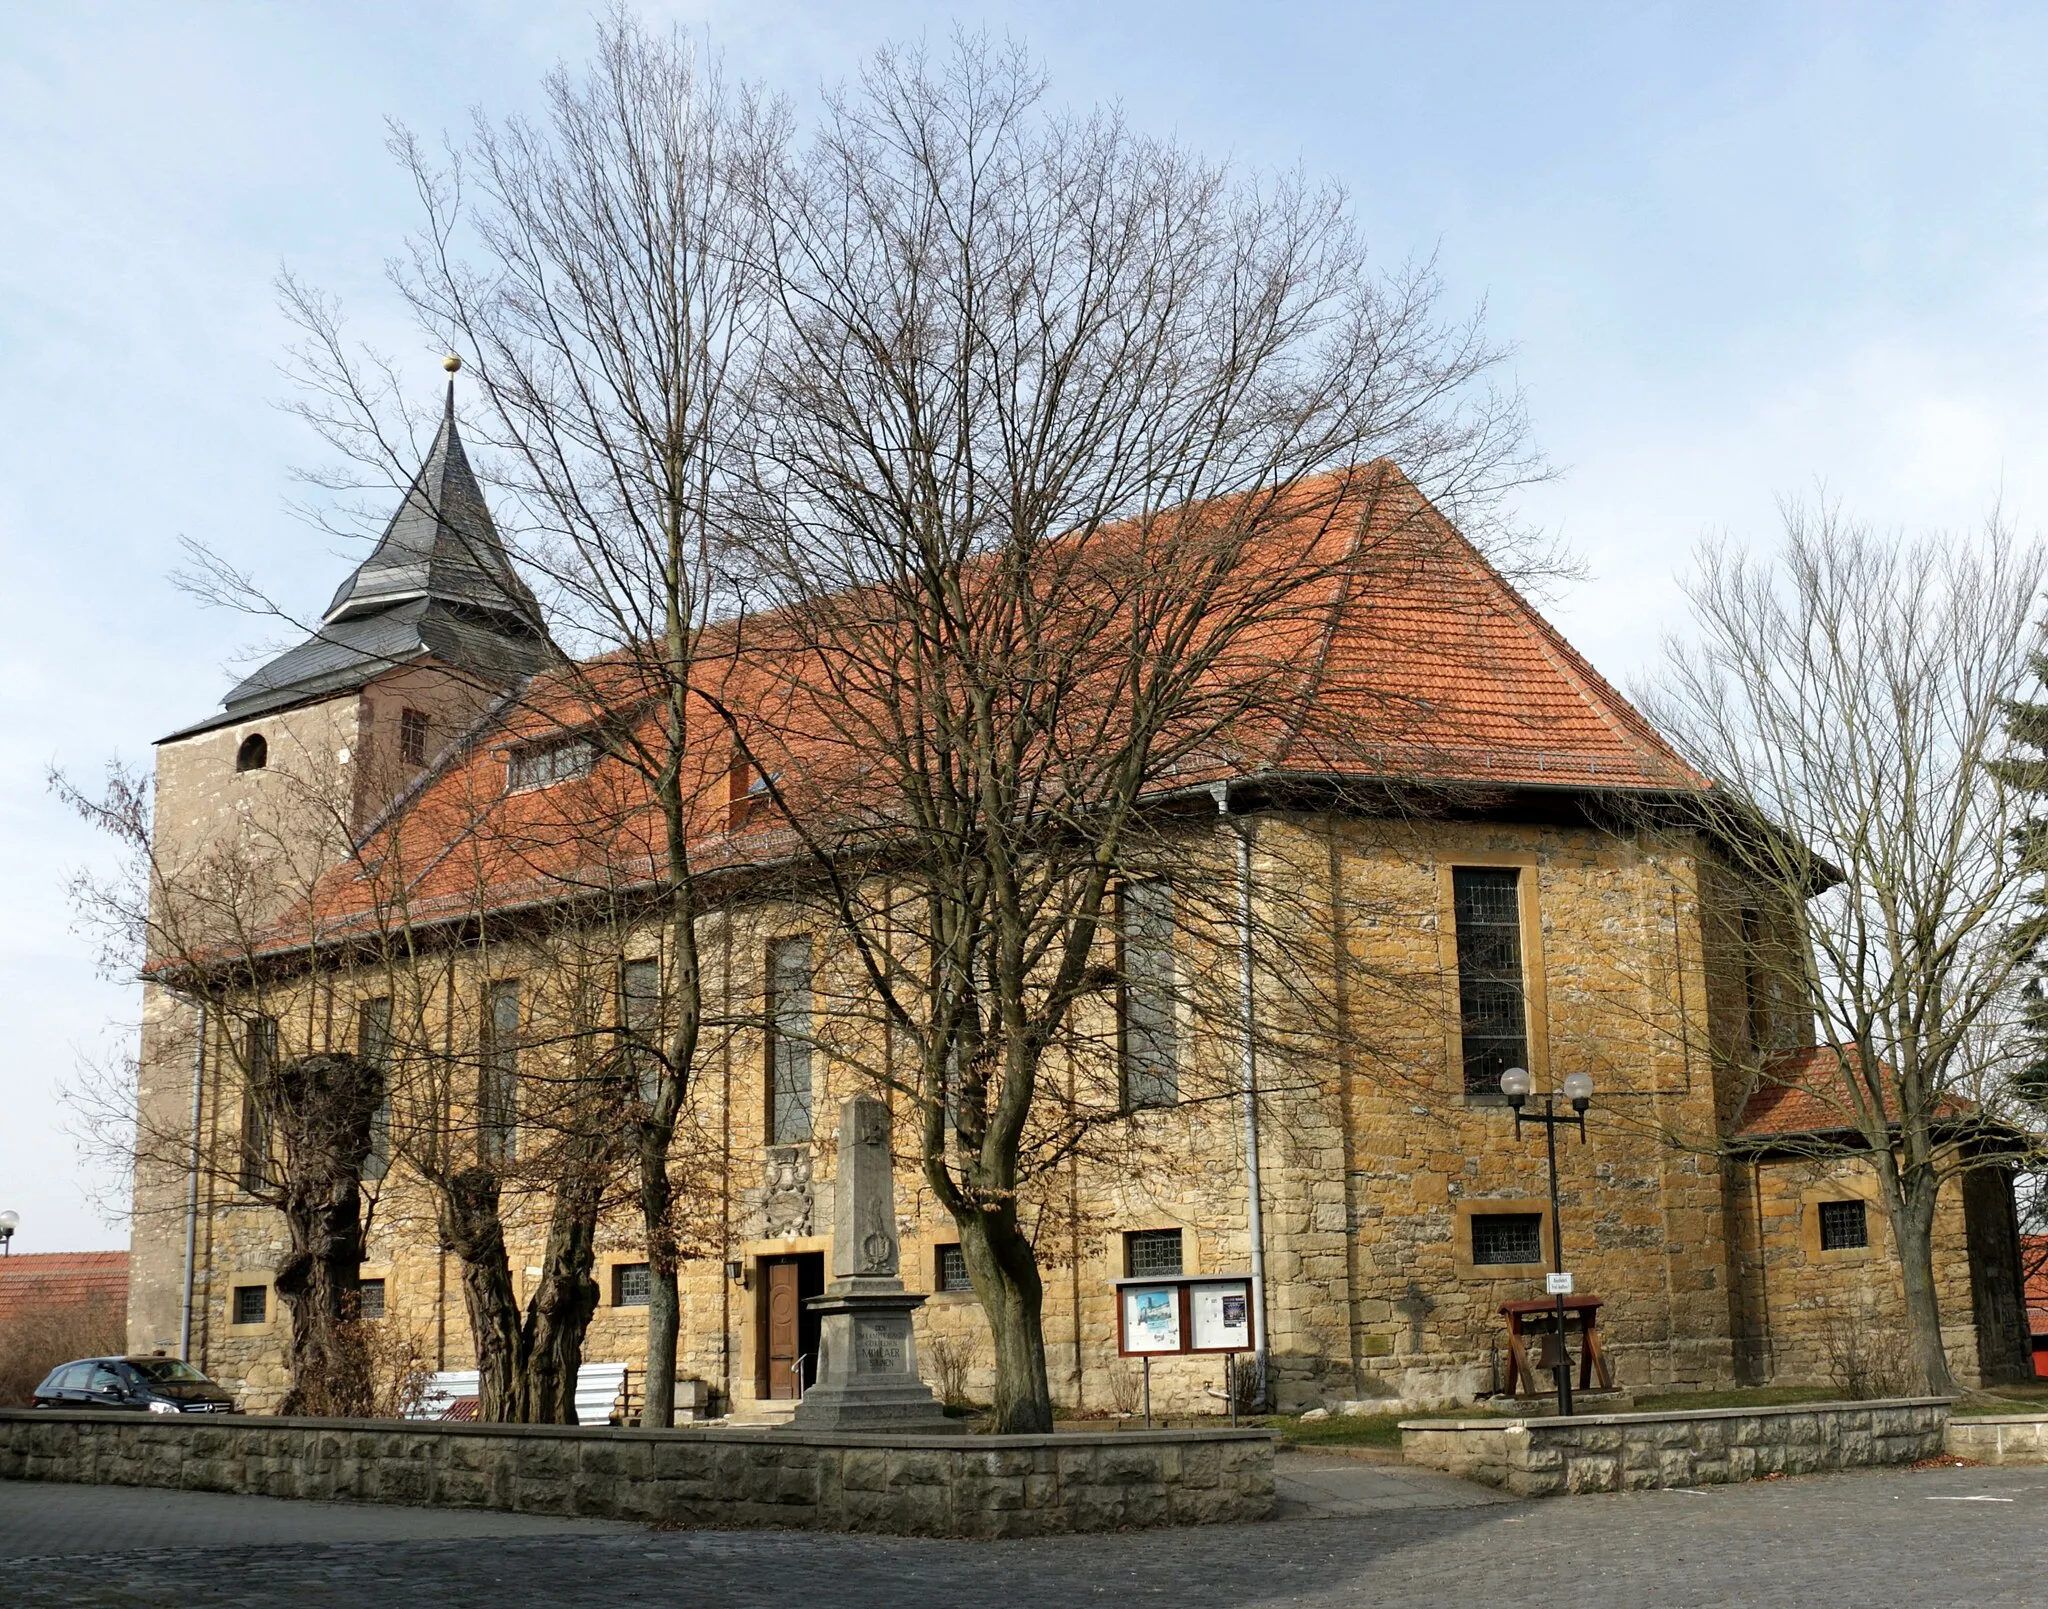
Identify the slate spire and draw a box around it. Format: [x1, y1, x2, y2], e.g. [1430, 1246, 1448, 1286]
[322, 357, 541, 631]
[167, 358, 553, 739]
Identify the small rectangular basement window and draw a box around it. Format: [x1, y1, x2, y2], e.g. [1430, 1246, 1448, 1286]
[1818, 1198, 1870, 1251]
[614, 1263, 652, 1307]
[355, 1279, 386, 1320]
[936, 1244, 972, 1292]
[1125, 1229, 1184, 1279]
[1471, 1212, 1545, 1266]
[232, 1285, 268, 1325]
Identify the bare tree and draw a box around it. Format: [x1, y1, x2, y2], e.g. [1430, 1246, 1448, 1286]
[1647, 502, 2048, 1395]
[284, 11, 786, 1430]
[733, 36, 1543, 1432]
[54, 747, 401, 1413]
[54, 731, 637, 1423]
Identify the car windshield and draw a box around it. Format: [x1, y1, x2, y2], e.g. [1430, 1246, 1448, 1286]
[127, 1358, 208, 1383]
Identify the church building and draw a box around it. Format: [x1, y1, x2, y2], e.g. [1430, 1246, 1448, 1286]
[125, 394, 2033, 1417]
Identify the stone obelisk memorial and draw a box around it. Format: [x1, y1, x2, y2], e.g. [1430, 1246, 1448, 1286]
[789, 1094, 961, 1432]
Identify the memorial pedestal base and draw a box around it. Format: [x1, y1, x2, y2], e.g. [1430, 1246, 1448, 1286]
[788, 1278, 963, 1433]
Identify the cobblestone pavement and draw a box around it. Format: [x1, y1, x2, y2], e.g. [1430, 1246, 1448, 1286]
[3, 1460, 2046, 1608]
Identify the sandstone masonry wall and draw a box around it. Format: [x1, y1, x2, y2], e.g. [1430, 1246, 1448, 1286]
[0, 1412, 1272, 1537]
[1944, 1413, 2048, 1465]
[140, 801, 2008, 1420]
[1402, 1397, 1950, 1496]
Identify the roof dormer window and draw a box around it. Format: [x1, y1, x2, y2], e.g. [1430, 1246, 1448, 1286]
[507, 735, 595, 791]
[235, 733, 268, 773]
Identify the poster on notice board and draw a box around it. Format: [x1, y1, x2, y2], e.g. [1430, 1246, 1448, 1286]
[1121, 1284, 1183, 1352]
[1189, 1281, 1253, 1352]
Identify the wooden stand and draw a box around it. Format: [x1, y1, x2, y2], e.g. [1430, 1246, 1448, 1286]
[1499, 1296, 1615, 1397]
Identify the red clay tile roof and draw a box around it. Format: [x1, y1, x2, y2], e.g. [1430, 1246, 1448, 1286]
[255, 464, 1709, 952]
[0, 1251, 128, 1328]
[1733, 1046, 1976, 1139]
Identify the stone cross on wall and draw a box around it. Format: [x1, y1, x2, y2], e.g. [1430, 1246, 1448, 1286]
[832, 1094, 899, 1281]
[1395, 1280, 1436, 1354]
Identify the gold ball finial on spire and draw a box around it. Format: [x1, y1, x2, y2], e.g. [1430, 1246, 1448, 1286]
[442, 353, 463, 374]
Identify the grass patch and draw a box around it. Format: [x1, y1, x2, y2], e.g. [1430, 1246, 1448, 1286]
[1628, 1386, 1845, 1413]
[1260, 1411, 1473, 1448]
[1261, 1412, 1407, 1448]
[1952, 1383, 2048, 1417]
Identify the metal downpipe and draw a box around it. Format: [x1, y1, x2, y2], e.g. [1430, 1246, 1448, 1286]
[178, 1001, 206, 1360]
[1215, 785, 1270, 1406]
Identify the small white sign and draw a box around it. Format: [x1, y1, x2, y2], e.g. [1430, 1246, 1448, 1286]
[1546, 1271, 1575, 1296]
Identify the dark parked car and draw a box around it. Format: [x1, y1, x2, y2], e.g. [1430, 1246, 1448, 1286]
[31, 1356, 237, 1414]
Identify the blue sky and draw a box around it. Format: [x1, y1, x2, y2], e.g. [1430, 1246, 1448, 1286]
[6, 2, 2048, 1251]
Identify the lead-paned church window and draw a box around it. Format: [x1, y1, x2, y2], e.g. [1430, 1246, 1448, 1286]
[359, 997, 392, 1183]
[238, 1016, 276, 1193]
[479, 979, 520, 1162]
[1452, 867, 1529, 1095]
[936, 1244, 973, 1292]
[622, 958, 663, 1104]
[767, 937, 814, 1144]
[1471, 1212, 1544, 1265]
[1125, 1229, 1184, 1278]
[1119, 879, 1179, 1110]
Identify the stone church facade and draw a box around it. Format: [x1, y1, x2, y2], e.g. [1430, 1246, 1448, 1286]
[125, 405, 2032, 1416]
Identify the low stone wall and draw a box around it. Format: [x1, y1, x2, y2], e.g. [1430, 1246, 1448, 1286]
[1402, 1398, 1950, 1496]
[1945, 1414, 2048, 1465]
[0, 1411, 1270, 1538]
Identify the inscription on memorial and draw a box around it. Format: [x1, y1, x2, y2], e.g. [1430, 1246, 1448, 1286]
[856, 1321, 905, 1375]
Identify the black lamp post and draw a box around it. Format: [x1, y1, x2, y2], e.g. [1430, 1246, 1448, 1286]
[1498, 1068, 1593, 1416]
[0, 1210, 16, 1256]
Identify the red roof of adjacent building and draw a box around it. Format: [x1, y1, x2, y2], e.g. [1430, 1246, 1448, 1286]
[2022, 1234, 2048, 1340]
[244, 464, 1709, 953]
[1733, 1045, 1977, 1140]
[0, 1251, 128, 1328]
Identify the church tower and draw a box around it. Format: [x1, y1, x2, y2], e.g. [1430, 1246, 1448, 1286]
[128, 360, 550, 1355]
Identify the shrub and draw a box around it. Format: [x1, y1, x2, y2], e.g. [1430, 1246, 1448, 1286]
[0, 1293, 126, 1406]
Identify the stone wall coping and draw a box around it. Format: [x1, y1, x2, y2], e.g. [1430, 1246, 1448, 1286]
[1400, 1396, 1953, 1432]
[0, 1408, 1272, 1452]
[1945, 1412, 2048, 1426]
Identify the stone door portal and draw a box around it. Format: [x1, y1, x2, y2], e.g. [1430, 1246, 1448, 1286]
[759, 1252, 824, 1399]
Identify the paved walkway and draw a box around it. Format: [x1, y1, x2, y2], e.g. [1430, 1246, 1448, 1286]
[1272, 1450, 1512, 1517]
[3, 1460, 2046, 1606]
[0, 1479, 642, 1556]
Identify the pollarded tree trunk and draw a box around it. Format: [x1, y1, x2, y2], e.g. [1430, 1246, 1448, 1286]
[509, 1156, 603, 1424]
[956, 1199, 1054, 1434]
[267, 1053, 385, 1417]
[440, 1166, 524, 1421]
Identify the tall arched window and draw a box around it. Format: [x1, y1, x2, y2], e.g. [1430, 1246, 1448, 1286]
[235, 733, 268, 773]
